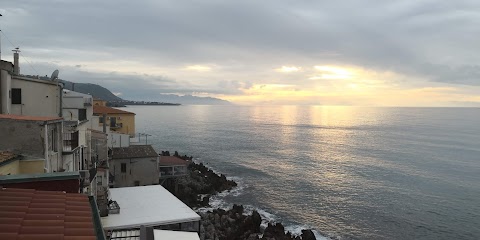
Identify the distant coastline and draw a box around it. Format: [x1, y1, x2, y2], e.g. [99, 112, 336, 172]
[108, 101, 181, 107]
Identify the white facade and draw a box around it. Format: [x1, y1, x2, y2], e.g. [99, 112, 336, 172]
[10, 76, 62, 117]
[108, 133, 131, 148]
[0, 68, 12, 114]
[62, 89, 93, 122]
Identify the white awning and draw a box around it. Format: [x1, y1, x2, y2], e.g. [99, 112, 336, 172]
[110, 229, 200, 240]
[154, 230, 200, 240]
[102, 185, 201, 230]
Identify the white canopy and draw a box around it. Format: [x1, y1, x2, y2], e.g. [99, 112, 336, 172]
[102, 185, 201, 230]
[154, 230, 200, 240]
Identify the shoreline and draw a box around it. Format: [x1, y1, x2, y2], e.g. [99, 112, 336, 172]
[161, 152, 317, 240]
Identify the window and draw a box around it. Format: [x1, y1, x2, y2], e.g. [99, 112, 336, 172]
[48, 128, 58, 152]
[121, 163, 126, 173]
[12, 88, 22, 104]
[99, 117, 104, 123]
[78, 109, 87, 121]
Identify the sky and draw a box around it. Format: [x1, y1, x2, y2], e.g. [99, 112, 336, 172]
[1, 0, 479, 106]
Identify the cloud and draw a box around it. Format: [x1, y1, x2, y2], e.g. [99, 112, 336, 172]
[275, 66, 301, 73]
[185, 65, 212, 72]
[1, 0, 479, 105]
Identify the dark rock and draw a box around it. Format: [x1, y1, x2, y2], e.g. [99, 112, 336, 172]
[301, 229, 316, 240]
[251, 211, 261, 232]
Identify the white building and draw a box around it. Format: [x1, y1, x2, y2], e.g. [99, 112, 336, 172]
[1, 54, 62, 117]
[102, 185, 201, 233]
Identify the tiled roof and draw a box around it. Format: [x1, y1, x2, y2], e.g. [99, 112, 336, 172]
[159, 156, 188, 166]
[93, 106, 135, 115]
[0, 151, 18, 164]
[0, 114, 62, 122]
[0, 188, 100, 240]
[111, 145, 158, 159]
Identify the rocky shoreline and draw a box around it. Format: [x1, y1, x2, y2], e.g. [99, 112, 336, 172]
[161, 152, 317, 240]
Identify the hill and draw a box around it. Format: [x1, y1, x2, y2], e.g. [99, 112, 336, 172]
[60, 80, 231, 105]
[61, 80, 123, 102]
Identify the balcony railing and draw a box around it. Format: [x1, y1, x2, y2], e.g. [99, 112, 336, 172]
[63, 131, 79, 152]
[84, 98, 93, 106]
[110, 123, 123, 129]
[159, 165, 187, 178]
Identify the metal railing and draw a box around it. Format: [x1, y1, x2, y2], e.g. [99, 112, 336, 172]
[63, 131, 79, 152]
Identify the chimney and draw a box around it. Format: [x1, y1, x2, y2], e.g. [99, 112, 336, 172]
[13, 48, 20, 75]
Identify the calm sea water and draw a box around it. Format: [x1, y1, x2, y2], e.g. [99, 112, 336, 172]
[128, 105, 480, 240]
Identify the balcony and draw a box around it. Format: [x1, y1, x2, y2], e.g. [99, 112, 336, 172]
[63, 131, 79, 152]
[84, 98, 93, 106]
[159, 165, 187, 179]
[110, 123, 123, 129]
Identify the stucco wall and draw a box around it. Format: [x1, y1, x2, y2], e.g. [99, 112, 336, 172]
[0, 69, 12, 114]
[0, 119, 45, 158]
[0, 160, 20, 175]
[0, 159, 44, 175]
[11, 77, 60, 117]
[0, 119, 63, 172]
[19, 159, 45, 174]
[110, 156, 159, 187]
[97, 113, 135, 137]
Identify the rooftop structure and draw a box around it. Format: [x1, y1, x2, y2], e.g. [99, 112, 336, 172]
[0, 114, 64, 173]
[0, 187, 105, 240]
[110, 228, 200, 240]
[0, 114, 62, 122]
[0, 151, 44, 176]
[111, 145, 158, 159]
[0, 172, 81, 193]
[159, 156, 189, 179]
[93, 106, 134, 115]
[101, 185, 200, 231]
[93, 106, 135, 137]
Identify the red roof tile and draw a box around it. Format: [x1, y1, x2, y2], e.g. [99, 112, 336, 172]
[0, 114, 62, 122]
[93, 106, 135, 115]
[0, 188, 98, 240]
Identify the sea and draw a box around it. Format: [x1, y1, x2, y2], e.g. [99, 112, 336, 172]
[127, 105, 480, 240]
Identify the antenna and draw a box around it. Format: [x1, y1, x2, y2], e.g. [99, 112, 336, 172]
[50, 69, 59, 81]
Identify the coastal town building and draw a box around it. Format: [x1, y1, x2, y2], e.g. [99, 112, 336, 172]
[110, 228, 200, 240]
[62, 89, 95, 173]
[101, 185, 201, 233]
[109, 145, 159, 187]
[0, 151, 44, 176]
[0, 48, 201, 240]
[94, 98, 107, 106]
[159, 156, 189, 180]
[0, 114, 63, 173]
[1, 54, 62, 117]
[93, 105, 136, 137]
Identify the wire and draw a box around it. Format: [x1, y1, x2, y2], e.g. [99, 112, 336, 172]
[0, 30, 40, 75]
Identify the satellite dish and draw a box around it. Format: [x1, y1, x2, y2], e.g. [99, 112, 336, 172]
[50, 69, 59, 81]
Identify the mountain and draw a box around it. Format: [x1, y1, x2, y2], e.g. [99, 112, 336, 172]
[145, 94, 231, 105]
[60, 80, 231, 105]
[61, 80, 123, 101]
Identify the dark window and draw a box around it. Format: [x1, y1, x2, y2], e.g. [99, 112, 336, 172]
[78, 109, 87, 121]
[99, 117, 104, 123]
[121, 163, 126, 173]
[110, 117, 116, 127]
[12, 88, 22, 104]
